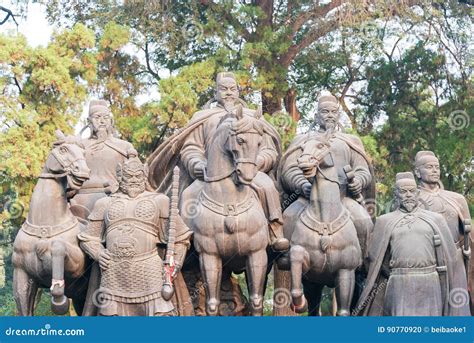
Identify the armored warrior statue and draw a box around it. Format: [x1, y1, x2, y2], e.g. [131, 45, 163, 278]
[78, 157, 192, 316]
[414, 151, 472, 313]
[355, 172, 470, 316]
[147, 72, 289, 252]
[69, 100, 136, 220]
[279, 93, 374, 263]
[70, 100, 137, 316]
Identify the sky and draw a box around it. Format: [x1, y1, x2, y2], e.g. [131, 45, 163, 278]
[1, 1, 92, 133]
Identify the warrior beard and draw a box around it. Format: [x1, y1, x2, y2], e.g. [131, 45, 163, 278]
[96, 127, 108, 141]
[120, 182, 146, 198]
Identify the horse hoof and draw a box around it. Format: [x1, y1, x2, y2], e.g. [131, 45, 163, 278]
[51, 296, 70, 315]
[291, 296, 308, 314]
[50, 284, 64, 298]
[337, 309, 350, 317]
[207, 299, 220, 316]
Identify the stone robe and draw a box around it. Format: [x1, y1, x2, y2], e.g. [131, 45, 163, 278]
[70, 136, 134, 219]
[355, 208, 470, 316]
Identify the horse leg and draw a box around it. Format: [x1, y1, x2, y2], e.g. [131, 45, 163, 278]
[50, 239, 70, 315]
[246, 249, 267, 316]
[289, 244, 310, 313]
[335, 268, 355, 316]
[302, 280, 324, 316]
[13, 267, 38, 316]
[199, 253, 222, 316]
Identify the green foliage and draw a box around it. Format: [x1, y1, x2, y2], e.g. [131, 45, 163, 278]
[0, 24, 97, 228]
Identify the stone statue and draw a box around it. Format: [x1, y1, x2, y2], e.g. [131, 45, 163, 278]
[355, 172, 470, 316]
[414, 151, 472, 313]
[13, 131, 91, 315]
[281, 131, 362, 316]
[278, 93, 374, 313]
[182, 105, 270, 316]
[78, 157, 192, 316]
[147, 72, 288, 315]
[147, 72, 288, 252]
[279, 93, 374, 259]
[70, 100, 137, 220]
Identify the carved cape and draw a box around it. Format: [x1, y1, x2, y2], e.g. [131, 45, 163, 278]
[147, 107, 282, 195]
[354, 208, 470, 316]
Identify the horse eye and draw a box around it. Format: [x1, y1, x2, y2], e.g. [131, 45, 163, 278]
[237, 137, 244, 145]
[59, 147, 68, 154]
[317, 144, 324, 148]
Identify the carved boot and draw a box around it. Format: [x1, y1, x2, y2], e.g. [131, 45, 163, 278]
[269, 221, 290, 252]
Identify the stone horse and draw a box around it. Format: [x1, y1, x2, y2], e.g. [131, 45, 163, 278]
[12, 131, 91, 315]
[283, 132, 362, 316]
[183, 107, 269, 316]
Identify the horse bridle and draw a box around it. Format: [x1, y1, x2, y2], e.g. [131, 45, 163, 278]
[39, 145, 87, 179]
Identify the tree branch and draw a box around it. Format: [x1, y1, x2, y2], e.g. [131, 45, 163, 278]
[144, 41, 160, 81]
[0, 6, 19, 26]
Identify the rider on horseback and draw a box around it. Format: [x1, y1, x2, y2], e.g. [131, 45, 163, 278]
[148, 72, 289, 252]
[279, 93, 374, 260]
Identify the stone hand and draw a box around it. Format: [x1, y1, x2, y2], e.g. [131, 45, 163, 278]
[194, 162, 207, 180]
[302, 183, 312, 199]
[348, 178, 363, 195]
[172, 263, 181, 279]
[98, 249, 111, 271]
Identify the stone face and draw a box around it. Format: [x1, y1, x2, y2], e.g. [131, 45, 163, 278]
[278, 92, 373, 316]
[147, 72, 289, 316]
[414, 150, 473, 314]
[69, 100, 136, 221]
[78, 157, 192, 316]
[355, 172, 470, 316]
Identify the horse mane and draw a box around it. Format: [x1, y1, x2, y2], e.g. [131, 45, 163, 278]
[231, 115, 264, 135]
[52, 135, 84, 149]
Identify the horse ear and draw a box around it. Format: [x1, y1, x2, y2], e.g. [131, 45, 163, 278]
[255, 105, 263, 119]
[56, 130, 66, 140]
[235, 105, 243, 120]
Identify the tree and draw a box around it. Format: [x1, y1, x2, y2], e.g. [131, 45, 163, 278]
[0, 24, 97, 228]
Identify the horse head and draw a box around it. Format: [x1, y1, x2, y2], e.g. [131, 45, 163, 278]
[223, 105, 264, 185]
[297, 132, 333, 179]
[43, 130, 90, 190]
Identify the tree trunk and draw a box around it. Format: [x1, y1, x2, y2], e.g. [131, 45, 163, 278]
[272, 264, 297, 316]
[284, 88, 300, 122]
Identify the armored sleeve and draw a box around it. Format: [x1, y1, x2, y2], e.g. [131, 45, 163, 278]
[280, 141, 311, 195]
[77, 198, 109, 260]
[180, 124, 206, 179]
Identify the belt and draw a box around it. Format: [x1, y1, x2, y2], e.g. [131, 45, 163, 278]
[390, 265, 437, 275]
[109, 247, 159, 262]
